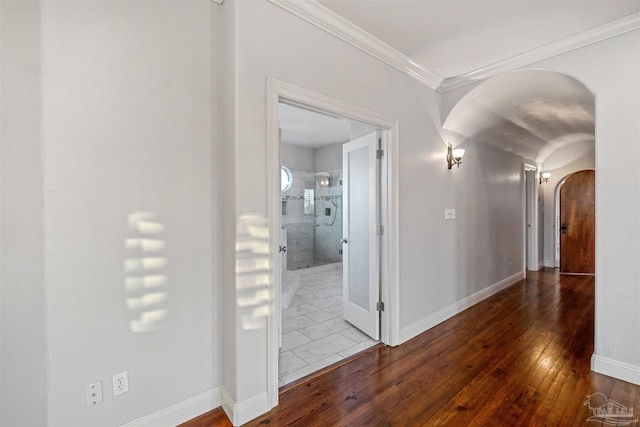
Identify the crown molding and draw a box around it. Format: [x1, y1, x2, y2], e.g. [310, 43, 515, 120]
[438, 12, 640, 92]
[268, 1, 639, 93]
[267, 0, 443, 89]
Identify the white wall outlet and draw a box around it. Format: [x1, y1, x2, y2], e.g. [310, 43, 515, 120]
[444, 208, 456, 220]
[85, 381, 103, 407]
[112, 371, 129, 396]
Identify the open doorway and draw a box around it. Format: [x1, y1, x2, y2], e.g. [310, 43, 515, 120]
[267, 79, 399, 407]
[277, 103, 380, 386]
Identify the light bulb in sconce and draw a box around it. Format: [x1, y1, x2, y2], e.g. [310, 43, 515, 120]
[316, 173, 330, 188]
[539, 172, 551, 184]
[447, 143, 465, 169]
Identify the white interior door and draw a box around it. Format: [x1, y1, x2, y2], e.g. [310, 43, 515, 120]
[342, 132, 379, 340]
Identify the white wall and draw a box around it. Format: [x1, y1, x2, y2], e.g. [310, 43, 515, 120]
[2, 1, 221, 425]
[315, 142, 343, 172]
[529, 30, 640, 380]
[4, 1, 636, 425]
[282, 143, 314, 172]
[0, 2, 47, 425]
[442, 30, 640, 384]
[224, 0, 529, 418]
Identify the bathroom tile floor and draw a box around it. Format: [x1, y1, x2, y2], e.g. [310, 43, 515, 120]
[279, 264, 378, 386]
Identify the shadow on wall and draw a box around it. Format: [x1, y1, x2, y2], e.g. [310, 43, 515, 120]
[236, 214, 271, 330]
[124, 211, 169, 333]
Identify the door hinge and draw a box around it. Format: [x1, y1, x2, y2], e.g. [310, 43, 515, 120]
[376, 149, 384, 159]
[376, 301, 385, 311]
[376, 225, 384, 235]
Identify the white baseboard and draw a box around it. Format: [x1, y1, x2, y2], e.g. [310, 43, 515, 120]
[591, 354, 640, 386]
[221, 387, 270, 426]
[399, 271, 524, 344]
[120, 387, 223, 427]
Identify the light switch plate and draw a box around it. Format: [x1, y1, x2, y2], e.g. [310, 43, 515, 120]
[85, 381, 103, 407]
[444, 208, 456, 220]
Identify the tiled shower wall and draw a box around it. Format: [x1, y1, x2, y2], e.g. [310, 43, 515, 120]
[282, 168, 343, 270]
[314, 169, 342, 265]
[282, 170, 316, 269]
[282, 141, 344, 270]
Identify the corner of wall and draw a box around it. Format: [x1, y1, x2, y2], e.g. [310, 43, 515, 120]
[221, 387, 269, 427]
[591, 354, 640, 386]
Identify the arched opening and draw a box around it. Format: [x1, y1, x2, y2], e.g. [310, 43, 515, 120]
[441, 70, 595, 272]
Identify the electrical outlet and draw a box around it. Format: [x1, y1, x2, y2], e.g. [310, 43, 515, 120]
[112, 371, 129, 396]
[85, 381, 103, 407]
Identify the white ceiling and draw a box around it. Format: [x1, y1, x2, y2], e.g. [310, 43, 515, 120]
[317, 0, 640, 80]
[279, 103, 377, 148]
[273, 0, 638, 160]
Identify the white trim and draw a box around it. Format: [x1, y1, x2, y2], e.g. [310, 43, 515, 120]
[399, 271, 524, 344]
[591, 355, 640, 386]
[119, 387, 222, 427]
[381, 124, 401, 347]
[221, 388, 269, 427]
[267, 80, 281, 411]
[440, 13, 640, 91]
[523, 163, 538, 274]
[266, 0, 640, 93]
[267, 78, 401, 409]
[266, 0, 442, 89]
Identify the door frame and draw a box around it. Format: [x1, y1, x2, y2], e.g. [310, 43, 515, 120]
[267, 78, 400, 409]
[522, 163, 539, 273]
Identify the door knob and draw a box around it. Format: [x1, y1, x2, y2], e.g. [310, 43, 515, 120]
[340, 238, 348, 244]
[279, 245, 287, 253]
[560, 224, 568, 234]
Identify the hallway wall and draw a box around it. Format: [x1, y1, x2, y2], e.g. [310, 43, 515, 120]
[0, 2, 47, 425]
[224, 0, 529, 418]
[1, 1, 222, 425]
[441, 29, 640, 384]
[530, 30, 640, 380]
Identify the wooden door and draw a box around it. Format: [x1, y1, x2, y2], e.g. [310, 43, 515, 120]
[560, 170, 595, 274]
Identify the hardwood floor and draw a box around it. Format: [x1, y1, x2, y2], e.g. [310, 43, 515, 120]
[181, 268, 639, 426]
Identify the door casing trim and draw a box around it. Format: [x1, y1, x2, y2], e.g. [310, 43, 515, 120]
[523, 163, 539, 275]
[267, 78, 400, 409]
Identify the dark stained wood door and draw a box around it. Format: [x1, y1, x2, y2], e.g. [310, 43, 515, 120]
[560, 170, 595, 274]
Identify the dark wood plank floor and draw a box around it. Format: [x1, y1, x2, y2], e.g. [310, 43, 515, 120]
[182, 268, 639, 426]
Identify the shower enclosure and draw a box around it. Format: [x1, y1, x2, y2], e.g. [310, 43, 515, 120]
[281, 167, 343, 270]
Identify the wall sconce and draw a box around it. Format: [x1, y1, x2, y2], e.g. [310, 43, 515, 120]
[447, 143, 465, 169]
[539, 172, 551, 184]
[316, 172, 330, 188]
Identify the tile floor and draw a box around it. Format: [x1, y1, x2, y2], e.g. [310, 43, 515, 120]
[279, 263, 378, 386]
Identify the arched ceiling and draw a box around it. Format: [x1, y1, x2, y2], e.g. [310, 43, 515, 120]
[442, 71, 595, 162]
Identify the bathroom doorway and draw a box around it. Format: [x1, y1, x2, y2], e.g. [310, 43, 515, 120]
[277, 102, 379, 386]
[267, 79, 399, 407]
